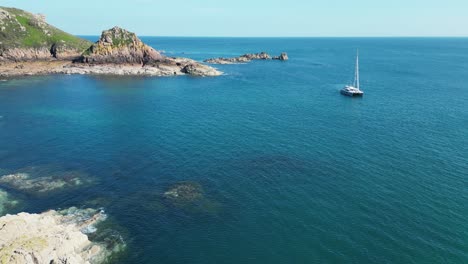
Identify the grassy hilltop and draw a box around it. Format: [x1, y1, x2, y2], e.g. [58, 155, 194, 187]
[0, 7, 91, 59]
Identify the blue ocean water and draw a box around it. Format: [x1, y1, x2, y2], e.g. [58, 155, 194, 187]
[1, 37, 468, 263]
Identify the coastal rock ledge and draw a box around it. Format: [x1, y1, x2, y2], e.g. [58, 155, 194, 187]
[0, 208, 115, 264]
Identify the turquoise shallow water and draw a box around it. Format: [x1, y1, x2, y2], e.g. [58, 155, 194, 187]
[1, 38, 468, 263]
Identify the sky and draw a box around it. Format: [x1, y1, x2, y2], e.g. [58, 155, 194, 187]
[1, 0, 467, 37]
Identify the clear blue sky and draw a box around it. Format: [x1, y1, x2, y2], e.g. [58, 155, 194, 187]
[2, 0, 467, 37]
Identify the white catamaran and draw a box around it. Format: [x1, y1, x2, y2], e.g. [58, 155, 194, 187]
[341, 51, 364, 97]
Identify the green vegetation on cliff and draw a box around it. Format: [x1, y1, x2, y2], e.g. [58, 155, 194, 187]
[0, 7, 90, 54]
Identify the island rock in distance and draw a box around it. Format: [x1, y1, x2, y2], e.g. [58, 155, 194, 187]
[204, 52, 289, 64]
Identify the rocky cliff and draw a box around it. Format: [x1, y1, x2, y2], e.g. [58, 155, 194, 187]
[0, 7, 91, 61]
[79, 26, 163, 65]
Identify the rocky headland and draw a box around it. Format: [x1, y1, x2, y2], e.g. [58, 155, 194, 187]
[0, 7, 222, 77]
[204, 52, 288, 64]
[0, 207, 122, 264]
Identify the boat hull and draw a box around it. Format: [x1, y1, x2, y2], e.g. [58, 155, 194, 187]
[340, 90, 363, 97]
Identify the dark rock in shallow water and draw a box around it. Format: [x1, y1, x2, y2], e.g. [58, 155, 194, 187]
[164, 182, 204, 203]
[204, 52, 288, 64]
[273, 52, 289, 61]
[163, 182, 222, 214]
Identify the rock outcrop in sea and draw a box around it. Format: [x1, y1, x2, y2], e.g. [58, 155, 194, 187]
[75, 26, 221, 76]
[204, 52, 289, 64]
[0, 207, 122, 264]
[273, 52, 289, 61]
[78, 26, 163, 65]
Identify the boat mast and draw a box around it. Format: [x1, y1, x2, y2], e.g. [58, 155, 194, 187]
[355, 50, 360, 90]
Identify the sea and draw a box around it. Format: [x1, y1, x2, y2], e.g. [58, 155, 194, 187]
[0, 37, 467, 263]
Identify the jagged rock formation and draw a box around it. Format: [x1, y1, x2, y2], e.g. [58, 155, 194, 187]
[0, 7, 91, 61]
[273, 52, 289, 61]
[0, 207, 120, 264]
[79, 26, 163, 64]
[204, 52, 288, 64]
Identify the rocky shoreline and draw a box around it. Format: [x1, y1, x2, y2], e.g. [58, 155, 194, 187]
[1, 14, 222, 77]
[0, 25, 223, 77]
[0, 58, 222, 77]
[1, 7, 291, 78]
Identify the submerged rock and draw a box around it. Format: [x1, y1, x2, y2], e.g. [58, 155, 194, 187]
[164, 182, 204, 203]
[0, 188, 19, 215]
[58, 207, 107, 234]
[0, 171, 91, 194]
[204, 52, 288, 64]
[0, 207, 120, 264]
[163, 182, 222, 214]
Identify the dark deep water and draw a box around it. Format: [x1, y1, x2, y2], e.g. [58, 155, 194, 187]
[1, 38, 468, 263]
